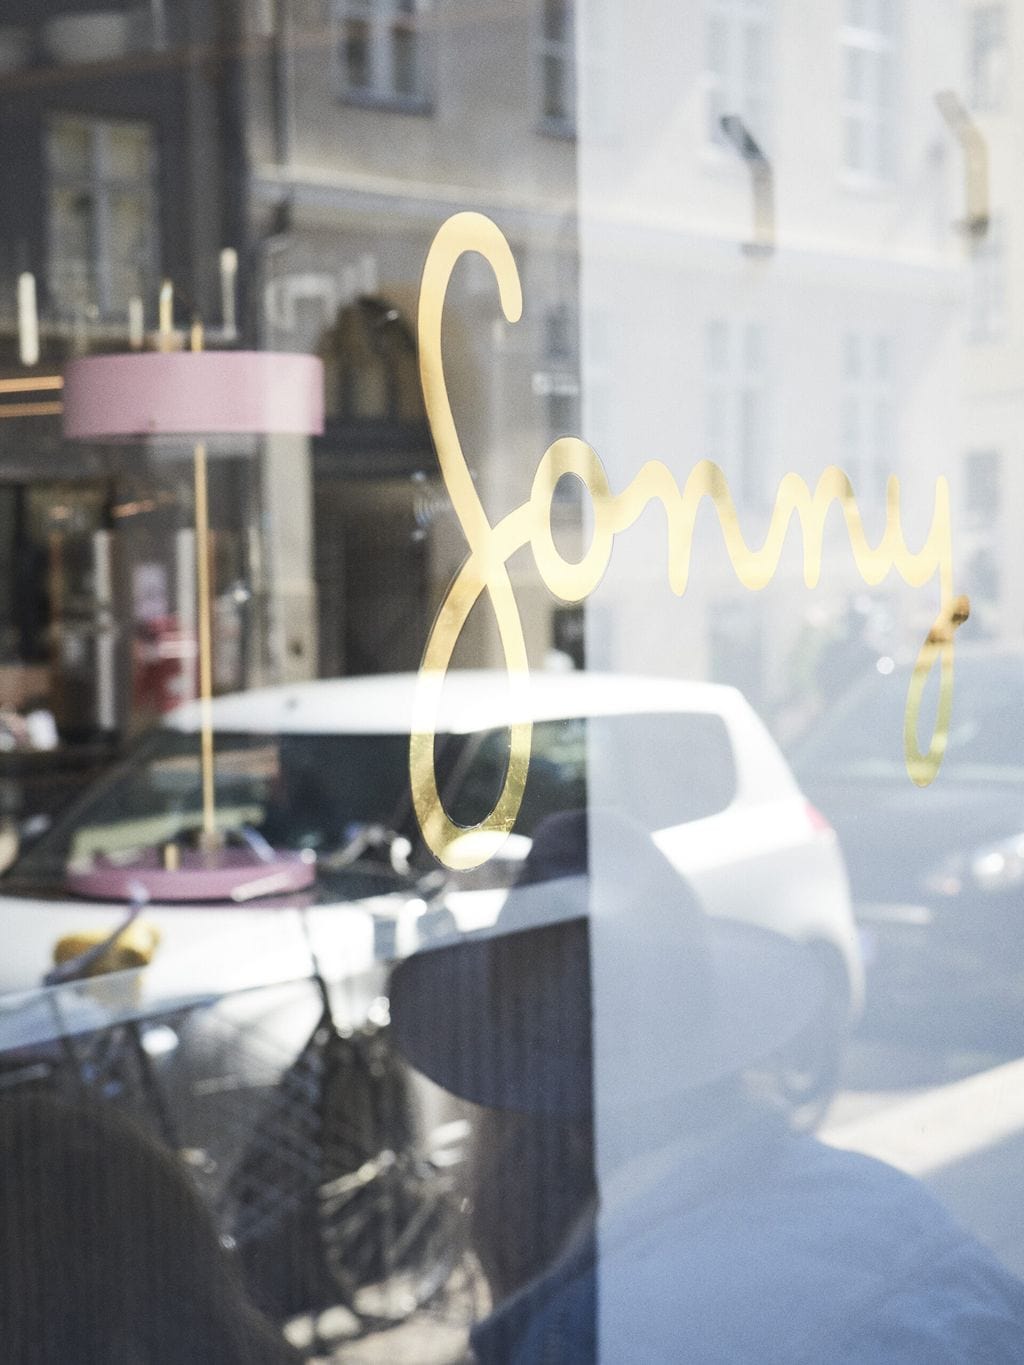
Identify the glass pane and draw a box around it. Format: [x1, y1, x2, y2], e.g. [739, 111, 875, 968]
[845, 46, 865, 101]
[104, 122, 152, 181]
[10, 6, 1024, 1363]
[843, 331, 862, 378]
[844, 114, 864, 170]
[108, 190, 150, 255]
[391, 24, 418, 97]
[739, 387, 763, 502]
[873, 397, 893, 471]
[49, 187, 92, 258]
[877, 50, 895, 107]
[970, 5, 1007, 110]
[706, 83, 726, 142]
[873, 333, 890, 378]
[706, 318, 729, 371]
[543, 53, 569, 120]
[706, 14, 728, 77]
[874, 114, 892, 177]
[445, 715, 736, 833]
[744, 322, 765, 371]
[47, 119, 91, 177]
[965, 450, 1001, 520]
[840, 394, 861, 458]
[342, 17, 370, 88]
[107, 191, 151, 310]
[876, 0, 897, 37]
[743, 19, 767, 87]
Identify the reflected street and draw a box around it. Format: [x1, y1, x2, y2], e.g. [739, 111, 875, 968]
[827, 1032, 1024, 1279]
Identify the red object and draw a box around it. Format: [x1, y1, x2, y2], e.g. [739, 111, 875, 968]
[805, 801, 834, 835]
[132, 615, 197, 716]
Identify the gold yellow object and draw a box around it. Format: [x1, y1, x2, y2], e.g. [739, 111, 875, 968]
[189, 315, 219, 847]
[193, 436, 217, 845]
[411, 212, 968, 870]
[53, 921, 161, 978]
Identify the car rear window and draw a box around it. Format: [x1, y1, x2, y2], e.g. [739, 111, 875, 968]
[444, 713, 737, 834]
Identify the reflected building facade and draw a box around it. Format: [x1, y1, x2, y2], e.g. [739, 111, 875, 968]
[0, 0, 582, 740]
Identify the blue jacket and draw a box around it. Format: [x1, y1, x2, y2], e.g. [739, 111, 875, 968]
[471, 1132, 1024, 1363]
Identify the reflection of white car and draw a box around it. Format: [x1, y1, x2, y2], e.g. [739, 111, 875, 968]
[0, 670, 861, 1026]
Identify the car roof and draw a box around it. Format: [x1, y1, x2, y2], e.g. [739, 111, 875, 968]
[165, 670, 745, 736]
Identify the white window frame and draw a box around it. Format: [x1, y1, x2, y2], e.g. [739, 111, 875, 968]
[537, 0, 576, 135]
[330, 0, 432, 112]
[840, 329, 895, 502]
[840, 0, 899, 185]
[46, 114, 158, 321]
[704, 318, 770, 509]
[703, 0, 772, 154]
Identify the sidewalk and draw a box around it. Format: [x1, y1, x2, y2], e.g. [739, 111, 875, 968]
[823, 1053, 1024, 1277]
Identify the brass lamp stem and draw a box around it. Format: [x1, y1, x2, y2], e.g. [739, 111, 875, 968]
[193, 438, 217, 845]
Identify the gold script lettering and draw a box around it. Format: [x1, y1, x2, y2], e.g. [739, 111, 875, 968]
[411, 211, 969, 870]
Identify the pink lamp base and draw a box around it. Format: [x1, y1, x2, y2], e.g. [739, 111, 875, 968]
[67, 847, 317, 903]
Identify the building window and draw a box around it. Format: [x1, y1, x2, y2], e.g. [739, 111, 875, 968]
[704, 0, 771, 149]
[331, 0, 430, 110]
[841, 0, 899, 182]
[840, 331, 894, 499]
[969, 5, 1007, 113]
[539, 0, 575, 133]
[46, 115, 158, 320]
[704, 319, 768, 507]
[534, 302, 580, 445]
[964, 449, 1001, 525]
[968, 217, 1007, 342]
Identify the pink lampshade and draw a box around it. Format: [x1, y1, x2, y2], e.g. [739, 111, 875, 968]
[62, 351, 324, 440]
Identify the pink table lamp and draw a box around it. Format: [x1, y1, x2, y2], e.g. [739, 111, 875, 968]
[63, 335, 324, 902]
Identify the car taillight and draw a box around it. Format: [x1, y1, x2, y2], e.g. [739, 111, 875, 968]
[805, 800, 833, 835]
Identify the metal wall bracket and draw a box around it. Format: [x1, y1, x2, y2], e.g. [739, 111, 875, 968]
[935, 90, 990, 240]
[720, 114, 775, 257]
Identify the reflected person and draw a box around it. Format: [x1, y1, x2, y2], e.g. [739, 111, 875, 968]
[0, 1092, 298, 1365]
[389, 809, 1024, 1362]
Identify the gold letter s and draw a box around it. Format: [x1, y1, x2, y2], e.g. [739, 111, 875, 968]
[410, 213, 534, 870]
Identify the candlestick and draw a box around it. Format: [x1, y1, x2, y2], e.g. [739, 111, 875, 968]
[128, 296, 144, 349]
[158, 279, 174, 350]
[220, 247, 238, 338]
[17, 273, 39, 367]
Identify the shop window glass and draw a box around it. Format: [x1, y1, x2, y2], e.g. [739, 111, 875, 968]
[8, 6, 1024, 1363]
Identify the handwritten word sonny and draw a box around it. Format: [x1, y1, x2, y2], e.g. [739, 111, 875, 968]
[410, 211, 969, 870]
